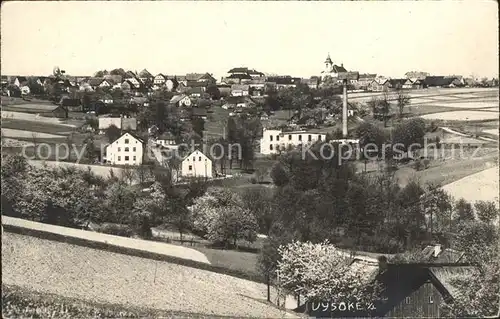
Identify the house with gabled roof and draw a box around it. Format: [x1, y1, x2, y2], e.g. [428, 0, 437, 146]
[105, 132, 145, 166]
[181, 149, 213, 178]
[138, 69, 153, 83]
[170, 94, 192, 107]
[154, 73, 167, 86]
[368, 78, 391, 92]
[297, 257, 476, 318]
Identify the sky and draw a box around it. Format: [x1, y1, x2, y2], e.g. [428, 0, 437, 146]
[1, 1, 498, 79]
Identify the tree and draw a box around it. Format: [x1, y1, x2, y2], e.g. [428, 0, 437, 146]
[119, 166, 135, 185]
[355, 122, 386, 157]
[395, 89, 411, 118]
[474, 200, 498, 224]
[454, 198, 475, 223]
[82, 134, 97, 163]
[241, 187, 275, 234]
[206, 85, 221, 100]
[277, 241, 380, 302]
[207, 206, 258, 247]
[370, 90, 391, 127]
[391, 117, 426, 154]
[104, 124, 121, 143]
[134, 165, 151, 184]
[270, 162, 289, 186]
[102, 181, 137, 224]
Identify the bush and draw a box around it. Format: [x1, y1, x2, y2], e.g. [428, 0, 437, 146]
[249, 177, 257, 184]
[423, 158, 430, 169]
[413, 159, 423, 171]
[95, 224, 134, 237]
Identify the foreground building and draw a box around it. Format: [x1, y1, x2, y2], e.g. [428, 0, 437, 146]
[105, 132, 144, 165]
[180, 150, 213, 178]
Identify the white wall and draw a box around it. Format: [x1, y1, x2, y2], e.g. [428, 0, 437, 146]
[181, 150, 212, 178]
[260, 129, 327, 155]
[99, 117, 122, 130]
[105, 133, 144, 165]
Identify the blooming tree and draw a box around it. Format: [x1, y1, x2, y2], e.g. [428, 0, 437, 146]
[277, 241, 380, 303]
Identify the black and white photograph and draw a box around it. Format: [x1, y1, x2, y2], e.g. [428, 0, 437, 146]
[1, 1, 499, 318]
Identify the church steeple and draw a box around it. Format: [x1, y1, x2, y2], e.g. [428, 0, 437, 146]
[324, 53, 333, 73]
[325, 53, 333, 65]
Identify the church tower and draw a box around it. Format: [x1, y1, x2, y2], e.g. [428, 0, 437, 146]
[324, 53, 333, 73]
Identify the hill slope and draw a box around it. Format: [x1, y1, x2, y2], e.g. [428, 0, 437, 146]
[2, 232, 298, 318]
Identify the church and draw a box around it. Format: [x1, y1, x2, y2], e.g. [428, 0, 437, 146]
[321, 53, 347, 80]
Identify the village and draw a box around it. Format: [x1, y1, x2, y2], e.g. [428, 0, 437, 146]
[1, 1, 499, 319]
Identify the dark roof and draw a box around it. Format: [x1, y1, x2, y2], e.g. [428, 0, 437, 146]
[332, 64, 347, 73]
[266, 76, 301, 85]
[186, 81, 207, 88]
[227, 73, 252, 80]
[224, 96, 256, 105]
[420, 246, 465, 263]
[124, 71, 137, 78]
[228, 67, 249, 73]
[248, 69, 264, 76]
[388, 79, 407, 87]
[185, 73, 213, 81]
[424, 76, 455, 87]
[88, 77, 104, 87]
[188, 87, 204, 95]
[158, 131, 176, 140]
[138, 69, 153, 78]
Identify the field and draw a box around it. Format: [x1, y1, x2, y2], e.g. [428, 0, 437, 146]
[483, 128, 499, 136]
[442, 166, 499, 206]
[394, 148, 498, 188]
[2, 232, 299, 318]
[420, 110, 499, 121]
[1, 128, 67, 140]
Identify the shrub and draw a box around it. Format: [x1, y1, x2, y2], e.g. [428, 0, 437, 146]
[423, 158, 430, 169]
[413, 159, 422, 171]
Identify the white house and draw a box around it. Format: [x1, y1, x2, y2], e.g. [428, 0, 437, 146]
[154, 132, 178, 149]
[181, 150, 213, 178]
[170, 94, 192, 107]
[260, 128, 327, 155]
[98, 116, 137, 132]
[105, 132, 144, 166]
[154, 74, 167, 86]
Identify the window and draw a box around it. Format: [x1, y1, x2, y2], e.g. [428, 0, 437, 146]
[118, 156, 121, 161]
[125, 139, 129, 144]
[288, 135, 292, 141]
[428, 296, 434, 304]
[199, 156, 202, 161]
[189, 165, 193, 171]
[318, 135, 322, 141]
[308, 135, 312, 142]
[270, 144, 273, 151]
[298, 135, 302, 141]
[193, 157, 195, 161]
[270, 135, 273, 142]
[125, 156, 129, 161]
[125, 147, 129, 152]
[205, 158, 207, 161]
[133, 147, 136, 152]
[405, 297, 411, 304]
[276, 135, 280, 141]
[133, 156, 136, 161]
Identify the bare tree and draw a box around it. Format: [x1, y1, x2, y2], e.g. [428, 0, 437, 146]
[395, 89, 411, 119]
[134, 165, 151, 184]
[119, 165, 135, 185]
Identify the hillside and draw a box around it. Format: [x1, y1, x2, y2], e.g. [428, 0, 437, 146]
[2, 232, 299, 318]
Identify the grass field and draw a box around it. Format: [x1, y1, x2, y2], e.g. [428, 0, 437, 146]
[420, 110, 500, 121]
[394, 148, 498, 187]
[2, 232, 298, 318]
[442, 166, 499, 206]
[1, 128, 67, 140]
